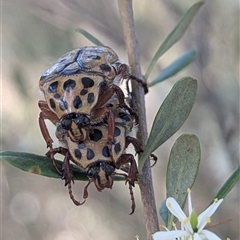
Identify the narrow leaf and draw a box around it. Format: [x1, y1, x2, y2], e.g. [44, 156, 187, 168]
[75, 28, 103, 46]
[166, 134, 201, 228]
[213, 166, 240, 201]
[145, 1, 203, 79]
[139, 77, 197, 173]
[148, 49, 197, 87]
[159, 199, 168, 226]
[1, 151, 88, 180]
[1, 151, 124, 181]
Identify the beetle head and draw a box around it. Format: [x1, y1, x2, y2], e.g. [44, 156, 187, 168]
[87, 162, 115, 191]
[61, 113, 90, 130]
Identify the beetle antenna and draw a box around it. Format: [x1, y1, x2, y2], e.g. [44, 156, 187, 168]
[83, 179, 94, 199]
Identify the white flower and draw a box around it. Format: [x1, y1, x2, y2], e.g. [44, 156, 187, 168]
[135, 235, 140, 240]
[152, 189, 224, 240]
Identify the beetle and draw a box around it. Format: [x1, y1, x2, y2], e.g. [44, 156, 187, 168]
[66, 122, 142, 214]
[39, 46, 147, 165]
[43, 104, 142, 214]
[39, 93, 157, 214]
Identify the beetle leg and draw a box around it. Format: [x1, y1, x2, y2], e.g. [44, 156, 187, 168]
[125, 136, 158, 166]
[111, 85, 139, 124]
[127, 75, 148, 94]
[115, 154, 138, 187]
[125, 136, 143, 155]
[46, 148, 85, 206]
[128, 183, 135, 215]
[94, 85, 115, 108]
[62, 152, 86, 206]
[38, 100, 60, 149]
[46, 147, 68, 176]
[38, 101, 65, 175]
[113, 171, 136, 214]
[150, 154, 158, 167]
[117, 63, 148, 94]
[96, 85, 139, 124]
[38, 100, 60, 124]
[61, 151, 74, 186]
[39, 112, 54, 149]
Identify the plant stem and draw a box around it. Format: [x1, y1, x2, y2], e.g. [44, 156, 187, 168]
[117, 0, 159, 239]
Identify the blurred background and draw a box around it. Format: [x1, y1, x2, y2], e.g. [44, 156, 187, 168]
[1, 0, 239, 239]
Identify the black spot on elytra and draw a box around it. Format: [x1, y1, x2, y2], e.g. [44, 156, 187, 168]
[63, 79, 76, 92]
[102, 146, 110, 158]
[59, 99, 68, 111]
[74, 149, 82, 159]
[89, 129, 103, 142]
[114, 127, 121, 137]
[48, 81, 58, 93]
[78, 141, 86, 149]
[88, 55, 101, 60]
[82, 77, 94, 88]
[87, 148, 95, 160]
[114, 143, 121, 154]
[49, 98, 56, 109]
[119, 112, 131, 122]
[73, 96, 82, 109]
[100, 64, 111, 71]
[80, 89, 88, 95]
[54, 93, 61, 99]
[87, 93, 95, 103]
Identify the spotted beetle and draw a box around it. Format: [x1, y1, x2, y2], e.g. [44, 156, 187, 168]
[39, 46, 147, 164]
[41, 100, 142, 214]
[38, 46, 154, 213]
[64, 122, 142, 214]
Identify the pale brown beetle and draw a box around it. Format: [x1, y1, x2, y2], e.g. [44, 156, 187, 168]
[39, 46, 147, 168]
[65, 122, 142, 214]
[42, 103, 142, 214]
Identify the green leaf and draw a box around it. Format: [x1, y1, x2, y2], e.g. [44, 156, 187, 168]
[139, 77, 197, 172]
[145, 1, 203, 80]
[1, 151, 88, 180]
[148, 49, 197, 87]
[213, 166, 240, 201]
[159, 199, 168, 226]
[166, 134, 201, 229]
[75, 28, 103, 46]
[1, 151, 124, 181]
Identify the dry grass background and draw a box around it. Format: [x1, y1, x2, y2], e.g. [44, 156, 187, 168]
[1, 0, 239, 239]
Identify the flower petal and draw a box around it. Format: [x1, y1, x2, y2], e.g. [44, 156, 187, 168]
[193, 233, 202, 240]
[199, 230, 222, 240]
[166, 198, 194, 233]
[166, 198, 187, 221]
[152, 230, 189, 240]
[197, 199, 223, 230]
